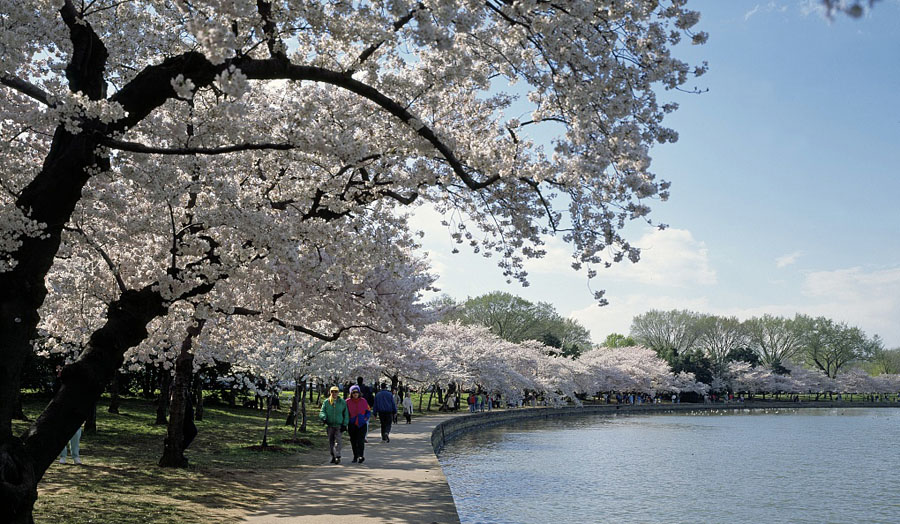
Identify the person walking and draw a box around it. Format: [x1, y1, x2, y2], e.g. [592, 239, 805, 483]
[346, 385, 371, 463]
[59, 424, 83, 465]
[402, 393, 414, 424]
[319, 386, 349, 464]
[373, 383, 397, 442]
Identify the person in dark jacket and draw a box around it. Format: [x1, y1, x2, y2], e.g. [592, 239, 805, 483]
[373, 383, 397, 442]
[346, 385, 371, 463]
[319, 386, 349, 464]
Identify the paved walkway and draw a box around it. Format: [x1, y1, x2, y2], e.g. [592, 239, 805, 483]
[242, 414, 460, 524]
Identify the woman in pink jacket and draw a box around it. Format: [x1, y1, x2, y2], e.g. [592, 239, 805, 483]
[346, 385, 371, 463]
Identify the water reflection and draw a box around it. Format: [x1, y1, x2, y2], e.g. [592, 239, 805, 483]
[439, 408, 900, 524]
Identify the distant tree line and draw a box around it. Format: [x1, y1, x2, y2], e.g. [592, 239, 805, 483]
[626, 310, 896, 386]
[436, 291, 593, 358]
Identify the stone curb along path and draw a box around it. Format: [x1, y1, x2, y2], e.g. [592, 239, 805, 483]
[242, 413, 462, 524]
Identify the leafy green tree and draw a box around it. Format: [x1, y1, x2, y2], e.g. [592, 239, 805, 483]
[870, 346, 900, 375]
[672, 349, 713, 387]
[449, 291, 591, 357]
[745, 315, 803, 369]
[695, 315, 750, 370]
[630, 309, 703, 362]
[797, 316, 879, 378]
[725, 346, 760, 367]
[603, 333, 636, 348]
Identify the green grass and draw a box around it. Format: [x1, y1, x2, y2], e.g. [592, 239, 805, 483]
[13, 395, 329, 523]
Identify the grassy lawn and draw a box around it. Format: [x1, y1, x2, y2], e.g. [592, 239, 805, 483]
[13, 395, 330, 523]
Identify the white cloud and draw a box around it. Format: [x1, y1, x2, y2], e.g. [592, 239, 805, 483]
[745, 4, 761, 20]
[713, 266, 900, 347]
[570, 294, 712, 343]
[799, 0, 828, 18]
[571, 265, 900, 348]
[746, 1, 789, 20]
[776, 250, 803, 268]
[604, 228, 717, 287]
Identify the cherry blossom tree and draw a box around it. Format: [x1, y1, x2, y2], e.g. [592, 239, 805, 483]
[1, 0, 708, 519]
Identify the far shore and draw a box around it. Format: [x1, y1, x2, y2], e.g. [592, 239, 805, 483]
[432, 399, 900, 453]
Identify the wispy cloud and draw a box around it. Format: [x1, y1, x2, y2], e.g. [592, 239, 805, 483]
[776, 250, 803, 268]
[799, 0, 828, 18]
[746, 1, 790, 20]
[606, 228, 717, 287]
[570, 294, 713, 343]
[745, 4, 762, 20]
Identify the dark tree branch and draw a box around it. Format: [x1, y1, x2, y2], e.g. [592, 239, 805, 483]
[227, 307, 386, 341]
[60, 0, 108, 99]
[256, 0, 288, 60]
[347, 4, 423, 75]
[0, 75, 53, 106]
[100, 137, 296, 155]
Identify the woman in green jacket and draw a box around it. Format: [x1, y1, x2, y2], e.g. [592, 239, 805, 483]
[319, 386, 349, 464]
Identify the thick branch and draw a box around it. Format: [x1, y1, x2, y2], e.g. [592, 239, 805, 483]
[239, 60, 501, 190]
[256, 0, 288, 60]
[101, 137, 295, 155]
[227, 306, 385, 341]
[60, 0, 108, 99]
[0, 75, 52, 106]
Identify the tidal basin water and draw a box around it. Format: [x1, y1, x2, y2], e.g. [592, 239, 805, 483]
[437, 408, 900, 524]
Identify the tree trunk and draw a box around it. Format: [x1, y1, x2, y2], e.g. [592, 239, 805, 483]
[142, 364, 155, 398]
[299, 379, 308, 433]
[159, 319, 204, 468]
[418, 389, 424, 412]
[287, 379, 300, 427]
[13, 392, 28, 421]
[389, 373, 399, 391]
[261, 395, 273, 448]
[108, 372, 121, 414]
[83, 402, 97, 434]
[155, 369, 172, 425]
[2, 284, 169, 523]
[427, 386, 435, 411]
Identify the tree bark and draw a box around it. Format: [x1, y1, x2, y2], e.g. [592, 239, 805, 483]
[299, 379, 308, 433]
[155, 369, 172, 425]
[83, 402, 97, 434]
[142, 364, 155, 398]
[108, 373, 121, 414]
[2, 286, 168, 523]
[261, 395, 273, 448]
[159, 319, 204, 468]
[287, 379, 300, 427]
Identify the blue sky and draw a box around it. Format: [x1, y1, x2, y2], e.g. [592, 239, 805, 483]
[412, 0, 900, 348]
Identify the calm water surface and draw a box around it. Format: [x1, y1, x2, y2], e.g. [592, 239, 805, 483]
[438, 408, 900, 524]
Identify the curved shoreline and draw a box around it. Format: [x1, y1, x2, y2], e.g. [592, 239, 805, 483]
[431, 400, 900, 454]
